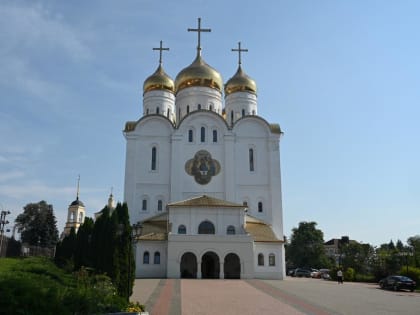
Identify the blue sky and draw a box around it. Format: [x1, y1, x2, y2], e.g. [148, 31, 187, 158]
[1, 0, 419, 246]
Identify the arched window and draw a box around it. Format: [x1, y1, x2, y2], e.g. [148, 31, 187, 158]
[212, 130, 217, 143]
[243, 201, 248, 207]
[198, 221, 215, 234]
[269, 253, 275, 266]
[167, 108, 170, 117]
[252, 110, 256, 115]
[79, 212, 83, 222]
[156, 107, 160, 114]
[227, 225, 235, 235]
[151, 147, 157, 170]
[146, 108, 149, 115]
[209, 104, 213, 111]
[200, 127, 205, 142]
[242, 109, 245, 117]
[157, 200, 163, 211]
[198, 104, 201, 110]
[258, 253, 264, 266]
[230, 110, 234, 124]
[154, 252, 161, 264]
[188, 129, 193, 142]
[249, 148, 254, 172]
[178, 225, 186, 234]
[187, 105, 190, 114]
[258, 202, 263, 213]
[143, 251, 150, 264]
[142, 199, 147, 211]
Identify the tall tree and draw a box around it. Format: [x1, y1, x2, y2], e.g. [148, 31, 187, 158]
[286, 221, 330, 269]
[55, 227, 77, 268]
[407, 235, 420, 268]
[74, 217, 94, 270]
[15, 201, 59, 247]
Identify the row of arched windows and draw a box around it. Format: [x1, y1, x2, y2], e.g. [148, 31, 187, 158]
[188, 127, 218, 143]
[229, 109, 256, 125]
[141, 197, 164, 211]
[242, 200, 264, 213]
[146, 107, 171, 118]
[257, 253, 276, 266]
[177, 222, 236, 235]
[143, 251, 160, 264]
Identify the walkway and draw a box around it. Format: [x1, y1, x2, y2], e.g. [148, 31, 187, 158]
[131, 279, 333, 315]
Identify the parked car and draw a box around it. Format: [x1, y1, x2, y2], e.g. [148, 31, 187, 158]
[319, 268, 331, 280]
[379, 275, 416, 292]
[310, 269, 320, 278]
[294, 268, 312, 278]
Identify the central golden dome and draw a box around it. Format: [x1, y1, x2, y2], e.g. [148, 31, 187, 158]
[175, 54, 223, 93]
[143, 64, 175, 94]
[224, 65, 257, 96]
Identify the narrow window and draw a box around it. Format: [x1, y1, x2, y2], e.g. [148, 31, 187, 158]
[227, 225, 235, 235]
[178, 108, 181, 118]
[146, 108, 149, 115]
[79, 212, 83, 223]
[212, 130, 217, 143]
[178, 225, 186, 234]
[258, 202, 263, 213]
[187, 105, 190, 114]
[167, 108, 170, 117]
[157, 200, 163, 211]
[188, 129, 193, 142]
[258, 253, 264, 266]
[151, 147, 157, 170]
[156, 107, 160, 114]
[142, 199, 147, 211]
[249, 148, 254, 171]
[252, 110, 256, 115]
[209, 104, 213, 111]
[269, 253, 275, 266]
[198, 104, 201, 110]
[243, 201, 248, 207]
[154, 252, 160, 264]
[242, 109, 245, 117]
[200, 127, 205, 142]
[143, 251, 150, 264]
[230, 110, 234, 124]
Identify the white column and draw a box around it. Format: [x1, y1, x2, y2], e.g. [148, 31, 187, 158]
[220, 262, 224, 279]
[197, 261, 202, 279]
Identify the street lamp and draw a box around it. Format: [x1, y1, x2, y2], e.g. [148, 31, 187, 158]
[128, 222, 142, 301]
[0, 210, 11, 257]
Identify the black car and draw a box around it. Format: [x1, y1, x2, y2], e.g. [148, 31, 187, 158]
[379, 275, 416, 292]
[293, 268, 312, 278]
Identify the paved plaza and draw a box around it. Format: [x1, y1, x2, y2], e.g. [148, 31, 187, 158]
[131, 277, 420, 315]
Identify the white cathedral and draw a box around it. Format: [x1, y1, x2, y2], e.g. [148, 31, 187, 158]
[124, 19, 285, 279]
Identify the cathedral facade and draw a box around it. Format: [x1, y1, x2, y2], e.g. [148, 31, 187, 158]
[124, 19, 285, 279]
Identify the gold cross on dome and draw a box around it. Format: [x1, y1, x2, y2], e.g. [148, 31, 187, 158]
[153, 40, 169, 65]
[232, 42, 248, 65]
[188, 17, 211, 53]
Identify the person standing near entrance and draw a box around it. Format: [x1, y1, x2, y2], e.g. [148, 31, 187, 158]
[337, 269, 343, 284]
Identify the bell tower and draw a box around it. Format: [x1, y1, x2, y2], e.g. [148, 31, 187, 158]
[62, 176, 85, 237]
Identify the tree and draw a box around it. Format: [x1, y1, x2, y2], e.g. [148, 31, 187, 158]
[15, 201, 59, 247]
[339, 242, 375, 274]
[408, 235, 420, 268]
[286, 221, 330, 269]
[74, 217, 94, 270]
[55, 227, 77, 269]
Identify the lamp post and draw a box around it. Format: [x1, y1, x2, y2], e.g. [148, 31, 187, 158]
[0, 210, 11, 257]
[128, 222, 142, 301]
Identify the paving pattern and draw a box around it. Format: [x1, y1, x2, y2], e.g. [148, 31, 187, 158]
[133, 279, 332, 315]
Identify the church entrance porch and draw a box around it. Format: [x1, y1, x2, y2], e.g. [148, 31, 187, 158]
[180, 252, 197, 278]
[224, 253, 241, 279]
[201, 251, 220, 279]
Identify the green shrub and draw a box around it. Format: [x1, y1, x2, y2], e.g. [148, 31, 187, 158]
[354, 273, 376, 283]
[399, 266, 420, 288]
[344, 267, 355, 282]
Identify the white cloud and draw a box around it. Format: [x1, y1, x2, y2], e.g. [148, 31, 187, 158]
[0, 170, 25, 182]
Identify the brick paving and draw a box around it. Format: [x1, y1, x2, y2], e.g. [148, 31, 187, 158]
[133, 279, 330, 315]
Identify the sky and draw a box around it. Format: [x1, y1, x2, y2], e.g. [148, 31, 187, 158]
[1, 0, 419, 247]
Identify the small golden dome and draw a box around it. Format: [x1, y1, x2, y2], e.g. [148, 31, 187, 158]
[224, 66, 257, 96]
[175, 54, 223, 93]
[143, 64, 175, 94]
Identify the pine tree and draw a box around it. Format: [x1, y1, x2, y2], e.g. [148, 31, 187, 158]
[74, 217, 94, 270]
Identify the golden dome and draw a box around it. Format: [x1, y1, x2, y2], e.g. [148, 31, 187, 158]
[224, 66, 257, 96]
[175, 54, 223, 93]
[143, 64, 175, 94]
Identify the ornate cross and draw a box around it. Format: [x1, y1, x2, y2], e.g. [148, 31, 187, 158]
[153, 40, 169, 65]
[188, 17, 211, 52]
[232, 42, 248, 65]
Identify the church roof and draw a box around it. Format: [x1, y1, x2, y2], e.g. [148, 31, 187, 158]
[245, 215, 283, 243]
[70, 197, 84, 207]
[137, 213, 168, 241]
[167, 195, 245, 208]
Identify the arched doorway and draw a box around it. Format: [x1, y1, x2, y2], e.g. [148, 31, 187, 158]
[224, 253, 241, 279]
[180, 252, 197, 278]
[201, 251, 220, 279]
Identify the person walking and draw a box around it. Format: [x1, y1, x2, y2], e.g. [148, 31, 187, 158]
[337, 269, 343, 284]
